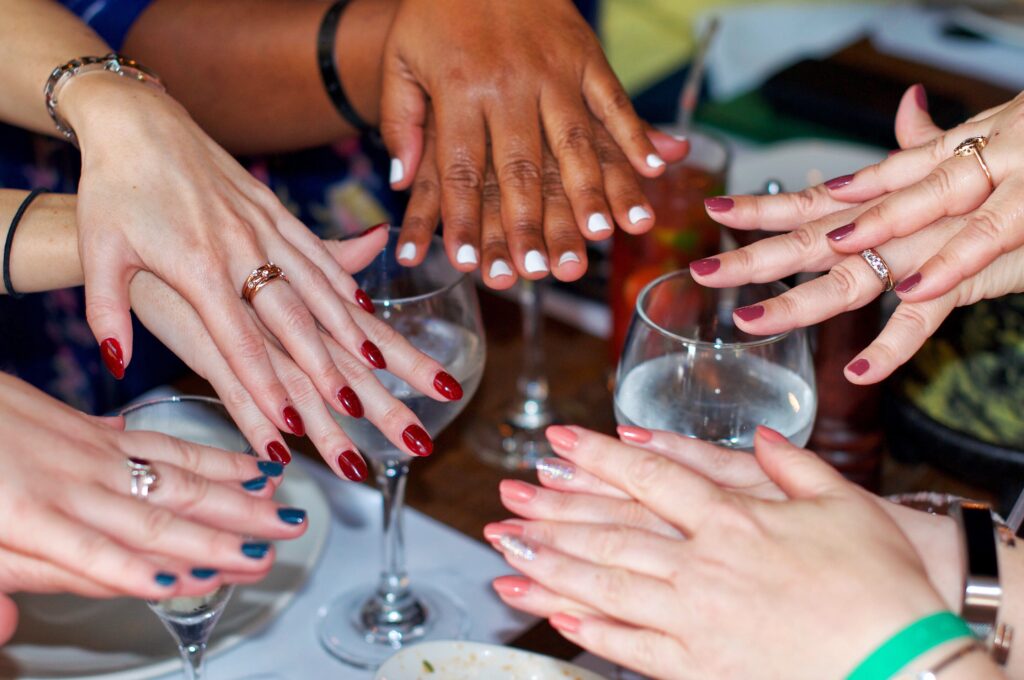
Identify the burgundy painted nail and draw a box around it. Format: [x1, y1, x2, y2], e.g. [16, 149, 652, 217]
[888, 149, 903, 157]
[354, 289, 375, 314]
[360, 222, 388, 238]
[826, 223, 856, 241]
[402, 424, 433, 456]
[734, 304, 765, 322]
[360, 340, 386, 369]
[282, 406, 305, 437]
[704, 196, 734, 212]
[338, 386, 364, 418]
[825, 174, 854, 190]
[913, 83, 928, 112]
[895, 272, 922, 294]
[848, 358, 870, 376]
[337, 449, 368, 482]
[267, 441, 292, 465]
[100, 338, 125, 380]
[690, 257, 721, 276]
[433, 371, 463, 401]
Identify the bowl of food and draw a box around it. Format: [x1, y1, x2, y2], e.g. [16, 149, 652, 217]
[375, 641, 608, 680]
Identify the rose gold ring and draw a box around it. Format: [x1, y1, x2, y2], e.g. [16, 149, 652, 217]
[953, 136, 994, 189]
[860, 249, 894, 292]
[241, 262, 287, 303]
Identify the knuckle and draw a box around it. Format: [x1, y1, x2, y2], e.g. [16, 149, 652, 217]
[279, 301, 316, 336]
[554, 123, 594, 157]
[141, 506, 176, 542]
[791, 188, 820, 216]
[499, 157, 542, 189]
[76, 531, 114, 567]
[282, 371, 317, 404]
[890, 304, 933, 338]
[171, 438, 202, 473]
[442, 159, 484, 193]
[411, 175, 440, 199]
[593, 525, 630, 563]
[510, 217, 542, 239]
[176, 473, 212, 512]
[924, 165, 957, 201]
[788, 226, 818, 255]
[596, 566, 631, 609]
[403, 215, 439, 236]
[222, 381, 256, 412]
[602, 87, 633, 119]
[827, 263, 860, 304]
[626, 454, 669, 496]
[963, 211, 1004, 249]
[232, 330, 267, 363]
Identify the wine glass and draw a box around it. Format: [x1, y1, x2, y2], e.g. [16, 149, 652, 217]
[614, 270, 816, 449]
[317, 227, 486, 668]
[119, 396, 253, 680]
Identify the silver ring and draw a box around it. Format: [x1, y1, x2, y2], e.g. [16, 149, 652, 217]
[860, 249, 894, 292]
[126, 457, 159, 500]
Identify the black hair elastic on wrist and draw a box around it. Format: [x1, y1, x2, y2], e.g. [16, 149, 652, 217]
[318, 0, 373, 134]
[3, 188, 49, 299]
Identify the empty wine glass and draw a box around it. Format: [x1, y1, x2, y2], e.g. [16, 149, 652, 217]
[317, 228, 486, 668]
[615, 270, 816, 448]
[119, 396, 252, 680]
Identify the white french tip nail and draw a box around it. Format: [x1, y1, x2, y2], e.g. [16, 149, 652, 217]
[498, 535, 537, 561]
[398, 242, 417, 262]
[558, 252, 581, 266]
[673, 134, 688, 142]
[646, 153, 666, 169]
[389, 158, 405, 184]
[489, 259, 514, 279]
[456, 244, 478, 265]
[628, 206, 652, 224]
[587, 213, 612, 234]
[524, 250, 548, 274]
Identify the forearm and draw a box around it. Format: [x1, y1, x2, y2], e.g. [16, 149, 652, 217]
[122, 0, 399, 154]
[0, 190, 81, 294]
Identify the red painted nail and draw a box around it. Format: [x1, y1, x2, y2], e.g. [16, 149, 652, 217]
[617, 425, 652, 443]
[690, 257, 721, 276]
[756, 426, 788, 443]
[913, 83, 928, 112]
[550, 613, 581, 634]
[546, 425, 578, 450]
[433, 371, 463, 401]
[493, 575, 531, 597]
[704, 196, 734, 212]
[895, 272, 921, 293]
[734, 304, 765, 322]
[848, 358, 870, 376]
[354, 289, 375, 314]
[888, 148, 903, 157]
[267, 441, 292, 465]
[499, 479, 538, 502]
[100, 338, 125, 380]
[484, 521, 524, 542]
[826, 223, 856, 241]
[337, 449, 368, 482]
[337, 386, 364, 418]
[360, 222, 388, 238]
[360, 340, 386, 369]
[402, 424, 433, 456]
[825, 174, 854, 190]
[282, 406, 305, 436]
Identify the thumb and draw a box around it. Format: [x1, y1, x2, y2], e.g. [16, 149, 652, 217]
[322, 224, 389, 273]
[895, 84, 943, 150]
[754, 426, 846, 499]
[379, 51, 426, 191]
[82, 251, 134, 380]
[0, 593, 18, 645]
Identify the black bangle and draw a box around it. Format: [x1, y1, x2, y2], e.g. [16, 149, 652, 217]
[3, 188, 49, 299]
[317, 0, 373, 134]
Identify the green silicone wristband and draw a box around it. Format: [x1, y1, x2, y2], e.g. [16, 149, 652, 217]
[847, 612, 974, 680]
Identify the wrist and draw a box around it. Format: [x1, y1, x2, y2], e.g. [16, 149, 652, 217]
[59, 72, 171, 146]
[333, 0, 400, 127]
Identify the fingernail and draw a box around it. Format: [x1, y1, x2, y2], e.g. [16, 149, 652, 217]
[536, 458, 575, 482]
[913, 83, 928, 112]
[267, 441, 292, 465]
[672, 133, 688, 142]
[646, 153, 665, 169]
[338, 386, 364, 418]
[360, 222, 388, 238]
[690, 257, 721, 276]
[498, 534, 537, 561]
[587, 213, 612, 234]
[241, 542, 270, 559]
[826, 223, 856, 241]
[704, 196, 734, 212]
[282, 406, 305, 437]
[355, 289, 375, 314]
[825, 174, 854, 190]
[398, 242, 417, 262]
[242, 475, 268, 492]
[191, 568, 218, 580]
[493, 575, 531, 597]
[895, 272, 921, 293]
[360, 340, 387, 369]
[456, 244, 479, 265]
[617, 425, 652, 443]
[489, 259, 514, 279]
[338, 449, 368, 481]
[756, 425, 788, 443]
[524, 250, 548, 274]
[847, 358, 870, 376]
[628, 206, 652, 224]
[888, 149, 903, 157]
[277, 508, 306, 525]
[558, 252, 581, 266]
[484, 521, 523, 542]
[402, 424, 434, 456]
[499, 479, 538, 502]
[100, 338, 125, 380]
[433, 371, 463, 401]
[155, 572, 177, 587]
[734, 304, 765, 322]
[257, 460, 284, 477]
[546, 425, 578, 450]
[389, 158, 404, 184]
[128, 456, 151, 466]
[550, 613, 581, 634]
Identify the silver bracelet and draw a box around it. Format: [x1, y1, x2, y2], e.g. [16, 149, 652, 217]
[899, 640, 984, 680]
[43, 53, 165, 147]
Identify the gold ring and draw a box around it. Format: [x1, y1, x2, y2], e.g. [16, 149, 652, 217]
[241, 262, 287, 303]
[953, 136, 994, 189]
[860, 249, 894, 292]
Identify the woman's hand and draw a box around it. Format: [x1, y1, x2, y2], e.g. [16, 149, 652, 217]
[0, 372, 308, 644]
[487, 425, 950, 679]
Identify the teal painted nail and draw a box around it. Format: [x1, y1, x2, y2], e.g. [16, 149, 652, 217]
[277, 508, 306, 525]
[155, 572, 177, 587]
[257, 461, 283, 477]
[242, 476, 268, 492]
[190, 568, 218, 580]
[242, 542, 270, 559]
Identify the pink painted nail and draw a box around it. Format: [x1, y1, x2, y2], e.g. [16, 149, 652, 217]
[484, 521, 523, 542]
[704, 196, 734, 212]
[913, 83, 928, 112]
[493, 575, 531, 597]
[825, 174, 854, 190]
[848, 358, 870, 376]
[734, 304, 765, 322]
[895, 272, 921, 293]
[550, 613, 581, 634]
[756, 426, 788, 443]
[546, 425, 578, 450]
[826, 223, 855, 241]
[617, 425, 652, 443]
[690, 257, 721, 276]
[499, 479, 537, 503]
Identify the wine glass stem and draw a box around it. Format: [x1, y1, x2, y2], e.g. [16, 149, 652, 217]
[178, 642, 206, 680]
[509, 280, 552, 429]
[372, 457, 415, 618]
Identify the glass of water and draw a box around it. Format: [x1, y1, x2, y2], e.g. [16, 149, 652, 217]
[615, 270, 816, 449]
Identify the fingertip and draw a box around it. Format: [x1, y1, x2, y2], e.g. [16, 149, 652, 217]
[552, 252, 586, 282]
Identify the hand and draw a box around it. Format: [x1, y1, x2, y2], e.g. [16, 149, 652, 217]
[487, 426, 947, 679]
[0, 373, 307, 644]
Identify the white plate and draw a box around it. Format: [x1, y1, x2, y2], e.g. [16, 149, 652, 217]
[0, 460, 330, 680]
[375, 641, 609, 680]
[728, 139, 885, 196]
